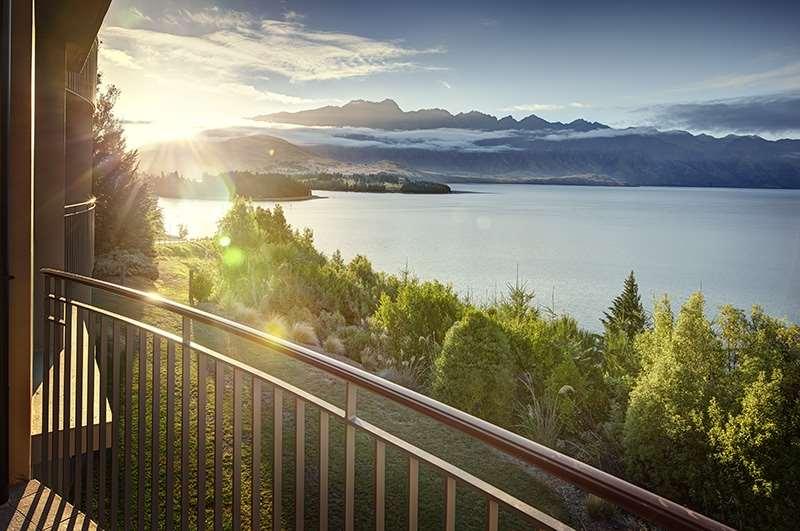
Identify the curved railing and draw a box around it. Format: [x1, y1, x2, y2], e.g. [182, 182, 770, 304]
[63, 199, 96, 277]
[66, 40, 97, 106]
[36, 268, 733, 530]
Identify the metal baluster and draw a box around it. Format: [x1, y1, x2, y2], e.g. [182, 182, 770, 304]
[164, 341, 175, 529]
[375, 440, 386, 531]
[62, 285, 72, 500]
[86, 311, 95, 517]
[166, 340, 176, 530]
[445, 477, 456, 531]
[74, 306, 84, 509]
[181, 316, 191, 529]
[124, 325, 134, 530]
[252, 379, 262, 531]
[98, 317, 107, 527]
[110, 321, 122, 530]
[408, 458, 419, 531]
[52, 279, 62, 492]
[233, 369, 243, 530]
[137, 331, 147, 531]
[319, 411, 329, 531]
[198, 353, 207, 528]
[214, 361, 224, 530]
[344, 383, 357, 531]
[487, 499, 499, 531]
[273, 387, 283, 530]
[152, 336, 161, 530]
[41, 275, 51, 484]
[295, 397, 305, 531]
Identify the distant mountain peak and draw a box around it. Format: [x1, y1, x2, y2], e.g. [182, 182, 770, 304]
[345, 98, 402, 111]
[253, 99, 610, 132]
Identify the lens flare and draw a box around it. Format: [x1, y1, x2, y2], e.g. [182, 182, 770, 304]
[222, 247, 245, 268]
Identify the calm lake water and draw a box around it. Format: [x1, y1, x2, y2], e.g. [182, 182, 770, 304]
[160, 184, 800, 331]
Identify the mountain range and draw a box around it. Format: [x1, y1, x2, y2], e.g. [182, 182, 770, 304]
[139, 99, 800, 189]
[253, 98, 610, 132]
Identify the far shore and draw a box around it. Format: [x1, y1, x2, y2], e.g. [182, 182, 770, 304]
[157, 193, 324, 202]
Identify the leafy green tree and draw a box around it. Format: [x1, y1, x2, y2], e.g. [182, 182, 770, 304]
[432, 309, 515, 425]
[373, 279, 464, 374]
[623, 293, 725, 504]
[601, 271, 649, 339]
[93, 84, 163, 261]
[706, 307, 800, 528]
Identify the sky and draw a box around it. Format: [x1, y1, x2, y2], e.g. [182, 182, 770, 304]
[98, 0, 800, 147]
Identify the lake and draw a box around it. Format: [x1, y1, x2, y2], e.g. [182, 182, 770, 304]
[159, 184, 800, 331]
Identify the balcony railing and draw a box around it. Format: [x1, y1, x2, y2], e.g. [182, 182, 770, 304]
[64, 198, 95, 277]
[66, 40, 98, 105]
[33, 268, 733, 530]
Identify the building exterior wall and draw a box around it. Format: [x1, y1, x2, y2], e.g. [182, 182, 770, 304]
[7, 0, 35, 487]
[5, 0, 109, 489]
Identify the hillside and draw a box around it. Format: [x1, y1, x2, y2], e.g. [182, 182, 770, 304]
[138, 129, 417, 179]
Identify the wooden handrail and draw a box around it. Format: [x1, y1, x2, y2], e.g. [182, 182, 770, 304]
[41, 267, 734, 530]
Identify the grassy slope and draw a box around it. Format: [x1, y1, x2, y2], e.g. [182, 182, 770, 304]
[92, 245, 572, 529]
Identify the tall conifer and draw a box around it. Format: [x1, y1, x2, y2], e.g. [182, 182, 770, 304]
[602, 271, 649, 338]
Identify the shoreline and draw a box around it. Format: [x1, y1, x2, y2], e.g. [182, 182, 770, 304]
[157, 193, 324, 202]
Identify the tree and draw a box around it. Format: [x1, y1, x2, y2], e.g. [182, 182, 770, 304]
[372, 279, 464, 375]
[622, 294, 800, 528]
[432, 309, 515, 425]
[93, 83, 163, 264]
[623, 294, 725, 502]
[601, 271, 648, 339]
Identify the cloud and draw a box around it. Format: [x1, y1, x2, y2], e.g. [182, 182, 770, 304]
[231, 124, 524, 152]
[216, 83, 339, 106]
[439, 80, 452, 89]
[99, 48, 142, 70]
[105, 7, 445, 83]
[164, 7, 254, 29]
[677, 61, 800, 92]
[129, 7, 152, 22]
[505, 103, 564, 112]
[648, 92, 800, 135]
[283, 10, 305, 22]
[541, 127, 658, 141]
[504, 101, 591, 113]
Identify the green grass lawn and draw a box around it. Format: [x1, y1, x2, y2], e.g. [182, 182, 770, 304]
[82, 246, 573, 530]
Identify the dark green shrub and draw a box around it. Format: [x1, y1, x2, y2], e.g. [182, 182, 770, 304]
[432, 309, 515, 425]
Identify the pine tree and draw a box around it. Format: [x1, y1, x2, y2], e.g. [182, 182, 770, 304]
[93, 82, 163, 261]
[602, 271, 649, 338]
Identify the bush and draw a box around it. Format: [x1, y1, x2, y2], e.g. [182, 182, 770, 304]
[322, 335, 346, 356]
[264, 314, 289, 338]
[190, 266, 215, 304]
[432, 309, 515, 425]
[517, 374, 569, 449]
[373, 279, 464, 374]
[291, 321, 319, 346]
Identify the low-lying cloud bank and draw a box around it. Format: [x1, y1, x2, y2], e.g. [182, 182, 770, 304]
[203, 122, 660, 152]
[649, 92, 800, 137]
